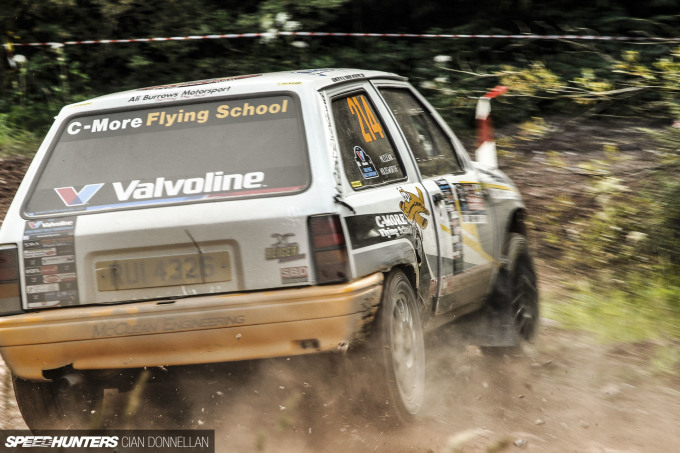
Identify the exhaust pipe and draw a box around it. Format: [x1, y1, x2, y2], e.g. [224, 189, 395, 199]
[57, 372, 85, 390]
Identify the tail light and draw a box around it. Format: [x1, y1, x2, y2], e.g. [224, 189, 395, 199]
[308, 215, 350, 284]
[0, 246, 23, 316]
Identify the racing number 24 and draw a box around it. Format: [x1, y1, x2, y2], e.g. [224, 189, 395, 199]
[347, 95, 385, 143]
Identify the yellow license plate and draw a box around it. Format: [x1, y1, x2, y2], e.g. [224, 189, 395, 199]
[96, 251, 231, 291]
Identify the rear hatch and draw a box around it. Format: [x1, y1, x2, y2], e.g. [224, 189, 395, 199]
[20, 93, 323, 309]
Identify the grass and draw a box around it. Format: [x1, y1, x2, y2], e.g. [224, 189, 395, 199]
[0, 114, 41, 157]
[543, 277, 680, 376]
[544, 278, 680, 343]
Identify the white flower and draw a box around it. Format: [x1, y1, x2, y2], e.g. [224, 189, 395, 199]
[291, 41, 308, 48]
[420, 81, 436, 90]
[260, 29, 278, 43]
[284, 20, 301, 31]
[275, 12, 290, 25]
[435, 76, 448, 84]
[434, 55, 452, 63]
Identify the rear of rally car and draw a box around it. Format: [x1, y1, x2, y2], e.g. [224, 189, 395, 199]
[0, 79, 383, 383]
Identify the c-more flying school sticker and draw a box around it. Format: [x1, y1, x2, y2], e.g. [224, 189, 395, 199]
[64, 98, 292, 139]
[345, 210, 434, 304]
[345, 212, 413, 249]
[23, 217, 79, 308]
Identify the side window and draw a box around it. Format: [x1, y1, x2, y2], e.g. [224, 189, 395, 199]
[331, 91, 406, 189]
[379, 87, 463, 178]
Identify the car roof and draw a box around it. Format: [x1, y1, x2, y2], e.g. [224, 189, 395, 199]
[65, 69, 406, 113]
[135, 68, 406, 91]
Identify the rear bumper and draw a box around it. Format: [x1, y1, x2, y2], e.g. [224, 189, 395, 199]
[0, 273, 383, 380]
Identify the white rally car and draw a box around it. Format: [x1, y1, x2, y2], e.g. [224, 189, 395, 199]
[0, 69, 537, 428]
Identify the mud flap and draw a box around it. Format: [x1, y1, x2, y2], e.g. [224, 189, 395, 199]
[448, 304, 519, 347]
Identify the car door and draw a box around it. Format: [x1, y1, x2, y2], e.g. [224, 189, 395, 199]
[374, 82, 497, 314]
[324, 82, 441, 308]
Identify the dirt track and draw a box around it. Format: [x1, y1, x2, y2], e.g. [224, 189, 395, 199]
[2, 323, 678, 452]
[1, 118, 679, 452]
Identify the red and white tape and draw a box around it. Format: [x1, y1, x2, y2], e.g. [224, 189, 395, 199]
[4, 31, 680, 48]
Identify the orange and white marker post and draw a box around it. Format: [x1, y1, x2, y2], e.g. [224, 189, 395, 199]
[475, 85, 507, 169]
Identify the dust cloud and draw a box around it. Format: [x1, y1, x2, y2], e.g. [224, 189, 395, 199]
[2, 322, 680, 452]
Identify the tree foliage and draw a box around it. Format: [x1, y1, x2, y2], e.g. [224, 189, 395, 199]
[3, 0, 680, 134]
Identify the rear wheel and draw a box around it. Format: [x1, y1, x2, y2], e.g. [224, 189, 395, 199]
[13, 374, 104, 429]
[367, 269, 425, 425]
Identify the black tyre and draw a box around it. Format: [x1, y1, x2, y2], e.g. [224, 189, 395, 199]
[481, 234, 538, 356]
[13, 374, 105, 430]
[368, 269, 425, 425]
[506, 233, 539, 342]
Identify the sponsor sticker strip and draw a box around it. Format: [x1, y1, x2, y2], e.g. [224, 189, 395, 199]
[23, 218, 79, 308]
[436, 179, 464, 275]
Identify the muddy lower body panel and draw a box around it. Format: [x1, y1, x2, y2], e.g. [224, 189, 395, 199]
[0, 273, 383, 380]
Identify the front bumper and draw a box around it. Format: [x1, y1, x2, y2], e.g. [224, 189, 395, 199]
[0, 273, 383, 380]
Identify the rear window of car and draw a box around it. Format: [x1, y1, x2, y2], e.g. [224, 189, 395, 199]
[25, 94, 309, 217]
